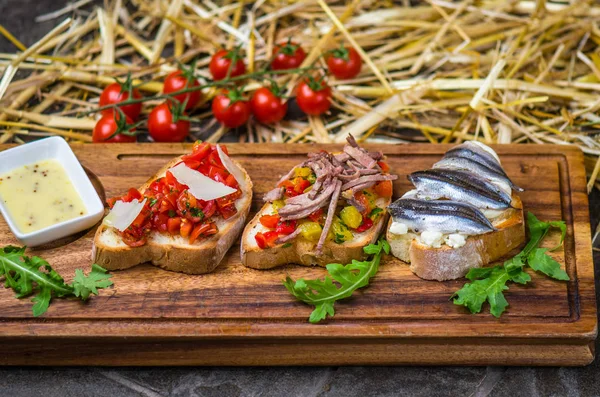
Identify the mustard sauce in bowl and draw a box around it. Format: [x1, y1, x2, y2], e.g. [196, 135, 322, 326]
[0, 159, 88, 234]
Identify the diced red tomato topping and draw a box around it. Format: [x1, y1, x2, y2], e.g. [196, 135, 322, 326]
[106, 143, 242, 247]
[377, 161, 390, 173]
[354, 191, 371, 215]
[275, 219, 297, 235]
[259, 214, 280, 229]
[373, 180, 393, 198]
[167, 217, 181, 234]
[255, 231, 279, 249]
[355, 217, 374, 233]
[308, 208, 324, 223]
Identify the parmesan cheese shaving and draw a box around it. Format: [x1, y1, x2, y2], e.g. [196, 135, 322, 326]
[216, 144, 247, 190]
[103, 198, 147, 232]
[169, 162, 236, 200]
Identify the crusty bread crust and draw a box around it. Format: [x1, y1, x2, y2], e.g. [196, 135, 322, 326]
[386, 195, 525, 281]
[241, 197, 391, 270]
[92, 155, 253, 274]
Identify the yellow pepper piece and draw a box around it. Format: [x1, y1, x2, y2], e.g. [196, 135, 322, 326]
[340, 206, 363, 229]
[299, 222, 322, 242]
[294, 167, 312, 178]
[331, 216, 353, 243]
[272, 199, 286, 212]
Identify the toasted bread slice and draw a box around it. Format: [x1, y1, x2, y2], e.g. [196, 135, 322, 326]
[241, 196, 390, 269]
[92, 156, 253, 274]
[386, 195, 525, 281]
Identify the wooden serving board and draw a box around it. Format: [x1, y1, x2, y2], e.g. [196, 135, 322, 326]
[0, 143, 596, 366]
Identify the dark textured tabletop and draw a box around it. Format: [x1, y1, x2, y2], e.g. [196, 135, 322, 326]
[1, 1, 599, 396]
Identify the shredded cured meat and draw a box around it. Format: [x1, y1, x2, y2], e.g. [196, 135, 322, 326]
[263, 134, 398, 250]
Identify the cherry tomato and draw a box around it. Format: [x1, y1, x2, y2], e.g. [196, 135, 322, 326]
[163, 70, 201, 110]
[148, 102, 190, 142]
[250, 87, 288, 124]
[326, 46, 362, 80]
[93, 112, 136, 143]
[209, 49, 246, 81]
[271, 41, 306, 70]
[99, 82, 143, 120]
[212, 90, 251, 128]
[355, 217, 374, 233]
[296, 80, 331, 116]
[260, 214, 280, 229]
[373, 180, 393, 198]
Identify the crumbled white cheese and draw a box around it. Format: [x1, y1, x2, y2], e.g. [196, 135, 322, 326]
[420, 230, 444, 248]
[389, 221, 408, 235]
[445, 233, 466, 248]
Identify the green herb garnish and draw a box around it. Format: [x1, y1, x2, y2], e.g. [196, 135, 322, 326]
[369, 207, 383, 219]
[334, 233, 345, 244]
[168, 209, 177, 218]
[282, 243, 292, 248]
[190, 207, 204, 219]
[284, 238, 390, 323]
[0, 246, 113, 317]
[452, 212, 569, 317]
[149, 198, 158, 207]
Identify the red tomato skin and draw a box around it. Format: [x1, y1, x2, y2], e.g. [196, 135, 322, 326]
[355, 217, 374, 233]
[271, 42, 306, 70]
[209, 49, 246, 81]
[259, 214, 280, 229]
[163, 71, 201, 110]
[250, 88, 288, 124]
[93, 113, 136, 143]
[212, 92, 251, 128]
[326, 47, 362, 80]
[148, 103, 190, 142]
[99, 83, 143, 120]
[296, 81, 332, 116]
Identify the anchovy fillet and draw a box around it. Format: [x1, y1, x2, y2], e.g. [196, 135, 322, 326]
[408, 169, 512, 210]
[432, 157, 512, 196]
[388, 198, 496, 235]
[442, 142, 523, 192]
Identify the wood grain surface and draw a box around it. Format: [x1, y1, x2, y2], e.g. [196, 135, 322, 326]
[0, 143, 596, 366]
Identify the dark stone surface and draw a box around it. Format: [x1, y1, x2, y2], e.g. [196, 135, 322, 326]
[1, 2, 599, 396]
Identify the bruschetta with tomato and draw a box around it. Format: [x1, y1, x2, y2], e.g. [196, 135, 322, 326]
[93, 142, 252, 274]
[241, 135, 397, 269]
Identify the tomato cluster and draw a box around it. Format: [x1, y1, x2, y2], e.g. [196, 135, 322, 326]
[106, 143, 241, 247]
[94, 41, 364, 142]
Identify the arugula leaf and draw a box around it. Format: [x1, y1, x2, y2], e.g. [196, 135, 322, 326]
[452, 212, 569, 317]
[71, 264, 114, 300]
[0, 246, 113, 316]
[284, 239, 390, 323]
[527, 248, 569, 280]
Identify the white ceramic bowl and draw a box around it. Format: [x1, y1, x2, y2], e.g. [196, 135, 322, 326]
[0, 137, 104, 246]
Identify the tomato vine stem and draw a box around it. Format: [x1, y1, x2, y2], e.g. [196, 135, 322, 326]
[89, 66, 316, 115]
